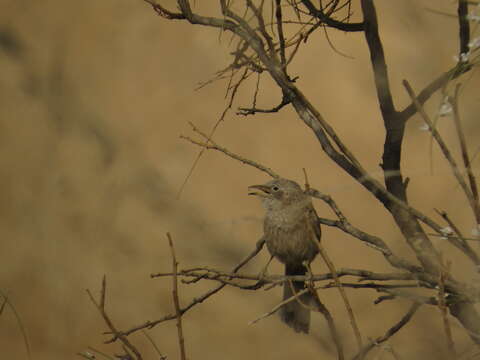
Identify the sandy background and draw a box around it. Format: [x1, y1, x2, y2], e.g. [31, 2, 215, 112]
[1, 0, 480, 359]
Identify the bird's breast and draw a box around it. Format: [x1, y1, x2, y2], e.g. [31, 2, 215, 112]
[263, 213, 319, 266]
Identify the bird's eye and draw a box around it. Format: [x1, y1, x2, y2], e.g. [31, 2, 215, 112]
[272, 185, 279, 192]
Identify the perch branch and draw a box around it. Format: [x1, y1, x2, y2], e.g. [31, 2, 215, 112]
[152, 267, 420, 284]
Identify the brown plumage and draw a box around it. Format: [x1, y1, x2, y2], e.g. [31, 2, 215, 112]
[249, 178, 320, 333]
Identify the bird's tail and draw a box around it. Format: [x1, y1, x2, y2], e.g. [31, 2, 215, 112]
[280, 264, 311, 333]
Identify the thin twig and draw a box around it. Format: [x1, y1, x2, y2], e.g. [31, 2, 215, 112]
[107, 238, 266, 342]
[398, 64, 472, 122]
[319, 282, 421, 290]
[434, 208, 480, 266]
[353, 303, 421, 360]
[246, 0, 275, 56]
[0, 295, 7, 316]
[0, 290, 31, 360]
[275, 0, 287, 67]
[403, 80, 478, 220]
[142, 330, 167, 360]
[87, 276, 143, 360]
[451, 84, 480, 225]
[251, 72, 261, 110]
[249, 287, 310, 325]
[77, 352, 96, 360]
[237, 95, 290, 115]
[438, 257, 456, 358]
[167, 233, 187, 360]
[308, 288, 345, 360]
[177, 67, 250, 198]
[316, 242, 363, 349]
[374, 288, 438, 305]
[142, 0, 185, 19]
[428, 233, 480, 241]
[307, 188, 423, 274]
[181, 122, 279, 178]
[86, 346, 114, 360]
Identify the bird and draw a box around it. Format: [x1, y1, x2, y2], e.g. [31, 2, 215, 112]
[248, 178, 320, 333]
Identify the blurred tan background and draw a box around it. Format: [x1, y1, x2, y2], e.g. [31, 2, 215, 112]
[1, 0, 480, 359]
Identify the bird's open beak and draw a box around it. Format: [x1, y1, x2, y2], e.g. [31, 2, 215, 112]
[248, 184, 271, 197]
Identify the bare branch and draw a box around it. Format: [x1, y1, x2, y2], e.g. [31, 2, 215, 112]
[141, 330, 167, 360]
[434, 208, 480, 266]
[300, 0, 364, 31]
[451, 84, 480, 224]
[0, 290, 31, 360]
[404, 80, 478, 221]
[398, 64, 472, 122]
[181, 122, 279, 178]
[87, 277, 143, 360]
[315, 241, 363, 349]
[353, 303, 421, 360]
[449, 299, 480, 344]
[237, 94, 290, 115]
[107, 239, 266, 342]
[246, 0, 275, 57]
[142, 0, 185, 19]
[438, 258, 456, 358]
[307, 188, 425, 273]
[167, 233, 187, 360]
[141, 0, 480, 349]
[178, 67, 251, 198]
[362, 0, 441, 273]
[458, 0, 471, 55]
[275, 0, 287, 67]
[249, 287, 310, 325]
[308, 287, 345, 360]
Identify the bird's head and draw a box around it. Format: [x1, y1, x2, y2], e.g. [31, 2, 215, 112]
[248, 178, 306, 210]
